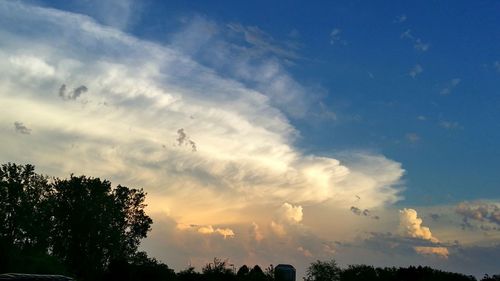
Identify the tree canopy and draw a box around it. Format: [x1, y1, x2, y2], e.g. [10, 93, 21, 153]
[0, 163, 153, 280]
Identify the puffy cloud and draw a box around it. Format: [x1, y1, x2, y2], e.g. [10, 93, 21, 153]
[198, 225, 215, 234]
[456, 202, 500, 229]
[279, 202, 303, 223]
[414, 246, 449, 258]
[399, 208, 439, 242]
[193, 225, 235, 239]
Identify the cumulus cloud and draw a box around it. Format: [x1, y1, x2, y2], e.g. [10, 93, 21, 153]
[14, 121, 31, 135]
[413, 246, 449, 258]
[399, 208, 439, 242]
[279, 202, 303, 223]
[194, 225, 235, 239]
[456, 202, 500, 229]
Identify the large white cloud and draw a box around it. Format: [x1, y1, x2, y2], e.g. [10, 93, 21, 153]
[0, 1, 406, 274]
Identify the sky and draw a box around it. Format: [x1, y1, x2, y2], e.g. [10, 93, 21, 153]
[1, 0, 499, 277]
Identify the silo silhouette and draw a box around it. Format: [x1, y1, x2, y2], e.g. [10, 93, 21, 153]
[274, 264, 295, 281]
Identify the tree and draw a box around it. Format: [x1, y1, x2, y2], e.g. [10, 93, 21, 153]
[50, 175, 152, 279]
[0, 163, 52, 251]
[0, 163, 58, 273]
[237, 265, 250, 278]
[305, 260, 341, 281]
[202, 258, 235, 281]
[340, 265, 378, 281]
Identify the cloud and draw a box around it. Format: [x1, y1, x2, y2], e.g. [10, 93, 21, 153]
[170, 16, 311, 118]
[279, 202, 303, 223]
[14, 121, 31, 135]
[9, 55, 55, 77]
[329, 28, 347, 45]
[405, 133, 420, 143]
[414, 39, 430, 52]
[59, 84, 88, 100]
[413, 246, 449, 258]
[439, 121, 462, 130]
[176, 128, 197, 151]
[196, 225, 235, 239]
[440, 78, 461, 95]
[270, 221, 287, 237]
[251, 222, 264, 242]
[409, 64, 423, 79]
[400, 29, 429, 52]
[399, 208, 439, 242]
[456, 202, 500, 229]
[394, 14, 407, 23]
[226, 23, 300, 60]
[350, 206, 362, 216]
[0, 1, 408, 274]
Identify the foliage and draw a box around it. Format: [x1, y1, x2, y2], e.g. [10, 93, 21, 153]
[0, 163, 152, 280]
[305, 260, 341, 281]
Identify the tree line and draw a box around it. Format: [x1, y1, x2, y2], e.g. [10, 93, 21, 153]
[1, 163, 498, 281]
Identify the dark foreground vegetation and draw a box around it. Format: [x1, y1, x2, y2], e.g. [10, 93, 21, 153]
[1, 163, 498, 281]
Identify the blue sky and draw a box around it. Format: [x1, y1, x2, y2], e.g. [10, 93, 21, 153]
[2, 0, 500, 277]
[39, 0, 500, 206]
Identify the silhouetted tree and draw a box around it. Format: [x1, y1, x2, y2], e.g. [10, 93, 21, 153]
[50, 175, 152, 279]
[249, 265, 267, 281]
[340, 265, 378, 281]
[202, 257, 235, 281]
[178, 266, 201, 281]
[305, 260, 341, 281]
[0, 163, 153, 280]
[237, 265, 250, 278]
[0, 163, 63, 274]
